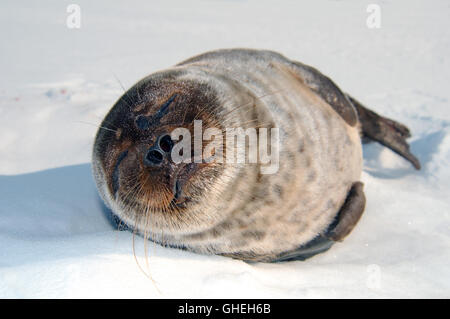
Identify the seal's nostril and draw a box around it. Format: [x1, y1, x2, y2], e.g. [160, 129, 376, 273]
[145, 148, 164, 166]
[159, 134, 174, 153]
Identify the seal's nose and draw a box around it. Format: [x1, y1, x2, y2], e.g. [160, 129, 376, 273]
[158, 134, 174, 153]
[143, 134, 174, 166]
[145, 148, 164, 166]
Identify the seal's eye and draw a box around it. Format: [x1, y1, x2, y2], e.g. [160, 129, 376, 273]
[159, 134, 174, 153]
[112, 150, 128, 197]
[135, 115, 150, 130]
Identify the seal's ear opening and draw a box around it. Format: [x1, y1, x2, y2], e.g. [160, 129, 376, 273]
[326, 182, 366, 242]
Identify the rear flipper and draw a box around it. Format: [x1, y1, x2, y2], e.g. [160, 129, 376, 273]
[346, 94, 421, 170]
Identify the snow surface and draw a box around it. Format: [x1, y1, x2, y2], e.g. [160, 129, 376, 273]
[1, 0, 449, 298]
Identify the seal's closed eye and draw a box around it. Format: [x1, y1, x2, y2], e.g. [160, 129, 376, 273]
[112, 150, 128, 197]
[134, 94, 178, 131]
[155, 94, 177, 121]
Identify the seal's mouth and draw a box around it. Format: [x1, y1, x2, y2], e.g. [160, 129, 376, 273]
[109, 146, 202, 212]
[171, 179, 191, 208]
[168, 162, 204, 208]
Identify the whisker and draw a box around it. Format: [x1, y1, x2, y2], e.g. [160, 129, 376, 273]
[75, 120, 118, 133]
[112, 72, 135, 110]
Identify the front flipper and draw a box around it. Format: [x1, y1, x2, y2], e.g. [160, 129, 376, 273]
[325, 181, 366, 242]
[269, 182, 366, 262]
[346, 95, 421, 170]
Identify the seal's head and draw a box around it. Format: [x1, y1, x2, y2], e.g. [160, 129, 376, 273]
[92, 71, 237, 236]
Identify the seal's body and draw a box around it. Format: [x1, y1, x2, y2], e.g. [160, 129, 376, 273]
[93, 49, 420, 262]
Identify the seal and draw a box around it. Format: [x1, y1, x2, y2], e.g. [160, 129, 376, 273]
[92, 49, 420, 262]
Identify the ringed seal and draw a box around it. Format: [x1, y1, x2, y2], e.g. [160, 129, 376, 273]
[92, 49, 420, 262]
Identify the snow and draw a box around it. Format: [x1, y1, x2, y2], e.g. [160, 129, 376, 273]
[1, 0, 449, 298]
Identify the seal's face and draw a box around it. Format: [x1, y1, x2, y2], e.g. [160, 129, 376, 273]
[92, 77, 225, 234]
